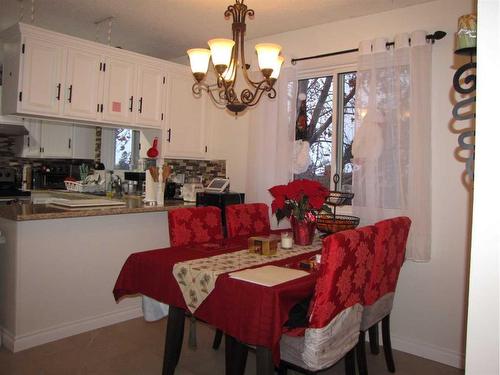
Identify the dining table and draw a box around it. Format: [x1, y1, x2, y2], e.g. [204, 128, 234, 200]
[113, 235, 323, 375]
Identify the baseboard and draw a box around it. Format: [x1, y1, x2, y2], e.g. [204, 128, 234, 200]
[1, 306, 143, 353]
[390, 334, 465, 369]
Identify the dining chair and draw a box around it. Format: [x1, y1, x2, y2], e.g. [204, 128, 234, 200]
[278, 225, 377, 375]
[225, 203, 271, 239]
[168, 206, 225, 349]
[356, 216, 411, 375]
[168, 206, 224, 247]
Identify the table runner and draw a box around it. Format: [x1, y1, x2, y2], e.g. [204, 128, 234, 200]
[173, 238, 322, 312]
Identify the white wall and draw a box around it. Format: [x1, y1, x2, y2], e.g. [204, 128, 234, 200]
[465, 1, 500, 374]
[210, 0, 474, 367]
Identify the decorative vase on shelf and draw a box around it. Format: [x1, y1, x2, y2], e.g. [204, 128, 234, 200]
[146, 137, 159, 158]
[290, 216, 316, 246]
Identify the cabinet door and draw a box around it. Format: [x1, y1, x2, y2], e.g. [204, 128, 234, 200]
[21, 119, 42, 157]
[101, 57, 136, 124]
[163, 73, 207, 158]
[63, 48, 102, 120]
[40, 121, 73, 158]
[20, 37, 64, 115]
[72, 125, 96, 160]
[135, 65, 165, 128]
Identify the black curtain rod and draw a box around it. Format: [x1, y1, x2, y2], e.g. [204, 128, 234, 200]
[291, 30, 447, 65]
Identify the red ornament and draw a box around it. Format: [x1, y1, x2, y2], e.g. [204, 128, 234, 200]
[147, 137, 159, 158]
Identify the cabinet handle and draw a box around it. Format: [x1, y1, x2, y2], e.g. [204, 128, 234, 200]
[68, 138, 72, 149]
[129, 96, 134, 112]
[56, 83, 61, 100]
[97, 104, 100, 112]
[27, 136, 30, 147]
[138, 97, 143, 113]
[100, 104, 104, 112]
[68, 85, 73, 103]
[167, 128, 171, 143]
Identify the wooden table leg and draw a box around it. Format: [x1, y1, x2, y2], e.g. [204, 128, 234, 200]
[225, 335, 249, 375]
[162, 306, 186, 375]
[256, 346, 274, 375]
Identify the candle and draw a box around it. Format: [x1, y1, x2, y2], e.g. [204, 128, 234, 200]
[281, 232, 293, 249]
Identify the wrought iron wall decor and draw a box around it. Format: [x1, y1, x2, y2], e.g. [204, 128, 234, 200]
[452, 52, 476, 180]
[186, 1, 284, 115]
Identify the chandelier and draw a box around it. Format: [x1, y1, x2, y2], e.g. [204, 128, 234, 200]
[187, 0, 284, 115]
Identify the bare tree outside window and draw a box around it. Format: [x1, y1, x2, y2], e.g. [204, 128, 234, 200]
[114, 128, 132, 170]
[294, 72, 356, 194]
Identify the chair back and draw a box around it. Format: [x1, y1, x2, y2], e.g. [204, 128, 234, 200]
[365, 216, 411, 306]
[225, 203, 271, 239]
[168, 206, 223, 247]
[308, 225, 376, 329]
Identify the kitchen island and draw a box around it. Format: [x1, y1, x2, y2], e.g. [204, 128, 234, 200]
[0, 194, 192, 352]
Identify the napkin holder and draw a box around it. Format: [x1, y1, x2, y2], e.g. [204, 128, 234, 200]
[248, 235, 279, 256]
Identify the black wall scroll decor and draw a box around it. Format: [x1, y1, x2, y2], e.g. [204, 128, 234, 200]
[453, 50, 476, 180]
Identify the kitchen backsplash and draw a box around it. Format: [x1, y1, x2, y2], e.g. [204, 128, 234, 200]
[164, 158, 226, 186]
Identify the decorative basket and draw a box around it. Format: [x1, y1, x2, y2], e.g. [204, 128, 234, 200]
[325, 191, 354, 207]
[315, 213, 360, 235]
[64, 180, 102, 193]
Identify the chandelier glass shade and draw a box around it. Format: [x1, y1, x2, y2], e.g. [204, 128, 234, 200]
[187, 0, 284, 115]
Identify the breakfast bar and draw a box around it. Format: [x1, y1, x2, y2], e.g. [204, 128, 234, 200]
[0, 195, 190, 352]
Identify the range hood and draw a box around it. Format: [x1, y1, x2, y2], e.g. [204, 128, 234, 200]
[0, 87, 28, 136]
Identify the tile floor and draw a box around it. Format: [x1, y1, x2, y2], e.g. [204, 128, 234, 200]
[0, 318, 464, 375]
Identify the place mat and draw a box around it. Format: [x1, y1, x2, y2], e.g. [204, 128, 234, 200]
[229, 265, 309, 287]
[173, 237, 322, 312]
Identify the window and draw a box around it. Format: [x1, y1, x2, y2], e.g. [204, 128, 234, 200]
[113, 128, 140, 170]
[294, 69, 356, 193]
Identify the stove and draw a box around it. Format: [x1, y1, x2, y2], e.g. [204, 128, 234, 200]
[0, 167, 31, 205]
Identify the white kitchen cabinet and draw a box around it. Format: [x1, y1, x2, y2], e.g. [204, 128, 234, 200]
[20, 119, 42, 157]
[72, 125, 96, 160]
[135, 65, 166, 128]
[163, 72, 207, 159]
[63, 48, 102, 121]
[101, 56, 136, 124]
[40, 121, 73, 158]
[19, 36, 65, 116]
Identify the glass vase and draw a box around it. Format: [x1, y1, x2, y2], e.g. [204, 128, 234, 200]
[290, 216, 316, 246]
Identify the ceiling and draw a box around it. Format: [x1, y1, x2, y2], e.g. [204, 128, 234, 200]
[1, 0, 434, 61]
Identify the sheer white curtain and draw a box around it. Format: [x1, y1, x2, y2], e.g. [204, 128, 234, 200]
[352, 31, 432, 261]
[245, 66, 297, 228]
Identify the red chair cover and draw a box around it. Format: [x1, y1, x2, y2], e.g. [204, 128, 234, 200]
[168, 206, 223, 247]
[365, 216, 411, 306]
[308, 225, 377, 329]
[225, 203, 271, 239]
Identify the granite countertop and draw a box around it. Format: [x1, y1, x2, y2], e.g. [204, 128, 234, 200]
[0, 195, 194, 221]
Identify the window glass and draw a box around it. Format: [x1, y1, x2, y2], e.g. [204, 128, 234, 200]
[294, 71, 357, 195]
[114, 128, 140, 170]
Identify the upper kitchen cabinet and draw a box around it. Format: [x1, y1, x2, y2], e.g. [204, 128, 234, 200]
[1, 23, 169, 130]
[63, 48, 102, 121]
[101, 56, 136, 124]
[135, 65, 166, 128]
[19, 36, 65, 116]
[163, 70, 208, 159]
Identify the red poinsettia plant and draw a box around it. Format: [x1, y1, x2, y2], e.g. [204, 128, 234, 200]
[269, 179, 330, 223]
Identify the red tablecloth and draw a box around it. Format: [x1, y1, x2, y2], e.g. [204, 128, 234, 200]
[113, 237, 320, 365]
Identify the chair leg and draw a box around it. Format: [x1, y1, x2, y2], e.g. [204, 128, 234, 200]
[212, 328, 224, 350]
[277, 363, 288, 375]
[188, 315, 197, 349]
[382, 315, 396, 373]
[357, 331, 368, 375]
[368, 323, 380, 354]
[344, 348, 356, 375]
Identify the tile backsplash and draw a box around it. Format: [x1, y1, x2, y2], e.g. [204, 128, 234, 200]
[164, 159, 226, 186]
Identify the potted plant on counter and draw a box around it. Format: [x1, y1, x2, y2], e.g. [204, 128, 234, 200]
[269, 179, 329, 245]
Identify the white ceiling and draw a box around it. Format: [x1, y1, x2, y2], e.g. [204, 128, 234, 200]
[1, 0, 434, 60]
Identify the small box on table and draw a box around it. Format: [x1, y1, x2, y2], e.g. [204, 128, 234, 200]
[248, 235, 279, 256]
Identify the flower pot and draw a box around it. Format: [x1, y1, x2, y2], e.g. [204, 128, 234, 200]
[290, 216, 316, 246]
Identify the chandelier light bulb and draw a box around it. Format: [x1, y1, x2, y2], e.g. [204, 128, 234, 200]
[270, 55, 285, 80]
[255, 43, 282, 77]
[187, 48, 211, 81]
[208, 38, 235, 73]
